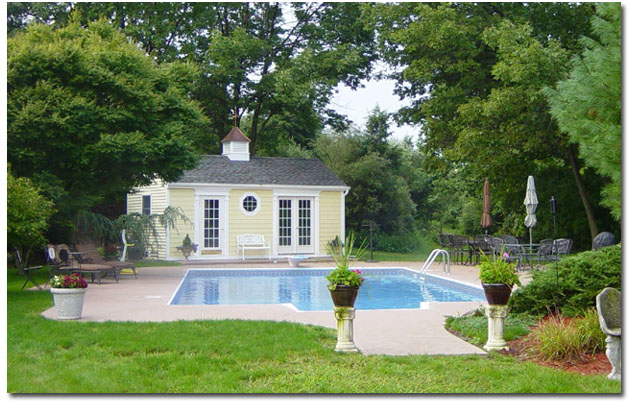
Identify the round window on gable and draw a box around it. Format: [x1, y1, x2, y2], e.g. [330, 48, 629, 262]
[240, 193, 260, 215]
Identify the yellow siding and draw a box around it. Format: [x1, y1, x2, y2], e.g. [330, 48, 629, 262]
[319, 191, 342, 254]
[168, 188, 195, 259]
[228, 189, 273, 257]
[126, 179, 167, 259]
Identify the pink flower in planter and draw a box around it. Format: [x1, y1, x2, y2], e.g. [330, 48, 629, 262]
[502, 252, 510, 258]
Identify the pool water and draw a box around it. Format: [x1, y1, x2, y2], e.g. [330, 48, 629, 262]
[170, 268, 484, 311]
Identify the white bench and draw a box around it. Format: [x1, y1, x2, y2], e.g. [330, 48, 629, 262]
[236, 234, 271, 260]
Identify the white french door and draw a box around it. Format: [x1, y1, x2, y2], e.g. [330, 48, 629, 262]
[202, 198, 222, 250]
[278, 198, 313, 254]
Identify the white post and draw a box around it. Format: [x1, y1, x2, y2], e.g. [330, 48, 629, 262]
[484, 305, 509, 351]
[334, 306, 358, 352]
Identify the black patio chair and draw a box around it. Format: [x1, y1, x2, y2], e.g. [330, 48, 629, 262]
[489, 237, 505, 259]
[472, 235, 492, 264]
[449, 235, 470, 264]
[438, 234, 451, 251]
[553, 238, 573, 257]
[499, 235, 519, 245]
[503, 244, 526, 271]
[47, 244, 119, 284]
[526, 239, 554, 268]
[14, 248, 44, 290]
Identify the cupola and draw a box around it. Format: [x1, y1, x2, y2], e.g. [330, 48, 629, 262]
[221, 127, 251, 161]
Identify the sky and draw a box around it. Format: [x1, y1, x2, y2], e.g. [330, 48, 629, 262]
[330, 63, 421, 144]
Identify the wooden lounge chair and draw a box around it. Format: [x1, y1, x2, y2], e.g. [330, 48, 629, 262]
[73, 240, 137, 279]
[47, 244, 119, 284]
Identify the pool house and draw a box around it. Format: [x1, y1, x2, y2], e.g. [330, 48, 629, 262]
[126, 127, 349, 261]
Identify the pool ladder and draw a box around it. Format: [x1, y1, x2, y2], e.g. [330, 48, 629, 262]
[420, 249, 450, 275]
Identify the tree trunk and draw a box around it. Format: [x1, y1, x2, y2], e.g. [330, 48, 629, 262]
[568, 143, 599, 240]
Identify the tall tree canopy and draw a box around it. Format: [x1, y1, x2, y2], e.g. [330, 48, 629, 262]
[8, 2, 378, 155]
[7, 18, 208, 240]
[545, 3, 621, 221]
[371, 2, 618, 247]
[314, 109, 428, 236]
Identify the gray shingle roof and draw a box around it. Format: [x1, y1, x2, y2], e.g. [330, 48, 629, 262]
[174, 155, 347, 187]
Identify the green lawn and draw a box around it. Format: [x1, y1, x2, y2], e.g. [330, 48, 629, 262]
[7, 269, 620, 393]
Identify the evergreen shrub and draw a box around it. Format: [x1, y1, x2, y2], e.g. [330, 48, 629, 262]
[510, 245, 621, 316]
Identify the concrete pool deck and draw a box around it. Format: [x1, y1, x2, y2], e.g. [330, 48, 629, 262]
[41, 260, 511, 356]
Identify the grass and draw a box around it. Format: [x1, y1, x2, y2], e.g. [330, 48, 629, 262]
[371, 239, 441, 262]
[445, 309, 537, 347]
[8, 268, 621, 393]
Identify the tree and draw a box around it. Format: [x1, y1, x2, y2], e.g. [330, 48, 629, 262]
[545, 3, 621, 221]
[7, 19, 208, 241]
[8, 2, 378, 155]
[7, 168, 55, 266]
[372, 2, 618, 247]
[314, 127, 416, 236]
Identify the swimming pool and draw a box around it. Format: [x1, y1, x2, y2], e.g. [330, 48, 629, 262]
[169, 268, 484, 311]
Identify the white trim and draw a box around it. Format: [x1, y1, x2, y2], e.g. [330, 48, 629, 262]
[165, 188, 171, 260]
[341, 189, 349, 243]
[314, 197, 320, 255]
[199, 196, 224, 251]
[273, 188, 320, 197]
[223, 195, 230, 257]
[239, 192, 261, 216]
[193, 186, 232, 195]
[169, 182, 349, 192]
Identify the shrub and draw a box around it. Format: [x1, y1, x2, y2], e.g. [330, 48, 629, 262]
[510, 245, 621, 316]
[354, 229, 437, 253]
[530, 309, 606, 362]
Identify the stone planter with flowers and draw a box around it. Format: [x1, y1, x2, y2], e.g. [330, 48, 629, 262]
[50, 273, 88, 320]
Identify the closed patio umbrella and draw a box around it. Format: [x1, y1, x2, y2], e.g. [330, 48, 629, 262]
[523, 175, 538, 246]
[481, 178, 492, 234]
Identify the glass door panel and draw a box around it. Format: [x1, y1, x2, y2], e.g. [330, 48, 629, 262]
[203, 199, 220, 249]
[278, 199, 293, 252]
[277, 198, 313, 254]
[296, 199, 312, 253]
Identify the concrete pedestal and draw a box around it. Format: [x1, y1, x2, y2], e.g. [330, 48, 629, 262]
[605, 335, 621, 381]
[484, 305, 509, 351]
[334, 306, 358, 352]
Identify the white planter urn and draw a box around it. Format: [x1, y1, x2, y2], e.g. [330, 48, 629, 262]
[51, 288, 87, 320]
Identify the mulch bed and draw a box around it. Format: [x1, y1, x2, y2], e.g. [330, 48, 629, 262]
[499, 334, 610, 376]
[448, 313, 611, 376]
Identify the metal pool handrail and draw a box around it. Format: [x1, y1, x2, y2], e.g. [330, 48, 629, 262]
[420, 249, 451, 275]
